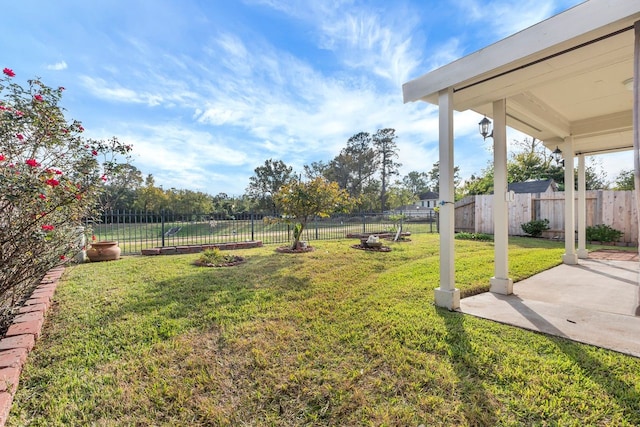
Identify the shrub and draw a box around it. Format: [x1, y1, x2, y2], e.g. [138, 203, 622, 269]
[586, 224, 623, 242]
[521, 219, 550, 237]
[455, 232, 494, 241]
[0, 68, 131, 324]
[198, 248, 235, 265]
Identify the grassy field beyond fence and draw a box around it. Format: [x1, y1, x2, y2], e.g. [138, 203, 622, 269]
[88, 211, 439, 254]
[9, 234, 640, 425]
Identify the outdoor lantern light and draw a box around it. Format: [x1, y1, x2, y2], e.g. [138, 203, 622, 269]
[551, 146, 562, 164]
[478, 116, 493, 140]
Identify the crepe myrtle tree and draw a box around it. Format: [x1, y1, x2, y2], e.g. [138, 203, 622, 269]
[0, 68, 131, 312]
[273, 177, 354, 250]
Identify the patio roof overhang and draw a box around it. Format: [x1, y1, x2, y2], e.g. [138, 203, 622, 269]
[403, 0, 640, 155]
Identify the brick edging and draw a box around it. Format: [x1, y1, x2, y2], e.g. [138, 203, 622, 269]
[0, 266, 64, 426]
[141, 240, 263, 256]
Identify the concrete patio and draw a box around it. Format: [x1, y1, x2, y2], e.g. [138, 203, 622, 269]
[458, 252, 640, 358]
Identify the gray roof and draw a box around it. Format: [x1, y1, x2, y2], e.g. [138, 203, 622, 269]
[508, 179, 556, 194]
[418, 191, 439, 200]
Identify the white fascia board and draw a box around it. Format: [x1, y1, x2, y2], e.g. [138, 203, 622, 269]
[402, 0, 640, 104]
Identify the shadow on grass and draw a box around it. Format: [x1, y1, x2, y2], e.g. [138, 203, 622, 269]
[436, 308, 499, 426]
[552, 338, 640, 423]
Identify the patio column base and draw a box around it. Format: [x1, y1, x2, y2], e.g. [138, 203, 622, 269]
[434, 287, 460, 310]
[577, 249, 589, 259]
[563, 253, 579, 265]
[490, 277, 513, 295]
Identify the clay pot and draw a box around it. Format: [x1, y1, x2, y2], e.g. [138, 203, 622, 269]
[87, 241, 121, 262]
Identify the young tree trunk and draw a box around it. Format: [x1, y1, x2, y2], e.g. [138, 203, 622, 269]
[290, 222, 306, 250]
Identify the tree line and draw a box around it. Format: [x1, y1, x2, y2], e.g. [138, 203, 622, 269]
[101, 128, 440, 215]
[100, 131, 628, 216]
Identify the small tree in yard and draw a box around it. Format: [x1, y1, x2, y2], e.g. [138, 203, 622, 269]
[273, 177, 354, 250]
[0, 68, 131, 324]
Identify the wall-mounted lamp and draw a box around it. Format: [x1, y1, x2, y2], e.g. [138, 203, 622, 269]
[551, 146, 563, 165]
[478, 116, 493, 140]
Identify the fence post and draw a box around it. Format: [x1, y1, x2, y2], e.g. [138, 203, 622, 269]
[161, 209, 165, 247]
[315, 217, 319, 240]
[362, 213, 366, 233]
[251, 211, 255, 241]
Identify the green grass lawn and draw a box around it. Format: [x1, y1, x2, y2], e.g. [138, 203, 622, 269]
[9, 235, 640, 426]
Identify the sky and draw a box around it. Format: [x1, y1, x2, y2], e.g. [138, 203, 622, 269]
[1, 0, 632, 196]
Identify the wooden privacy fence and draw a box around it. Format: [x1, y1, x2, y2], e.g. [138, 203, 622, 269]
[455, 190, 638, 245]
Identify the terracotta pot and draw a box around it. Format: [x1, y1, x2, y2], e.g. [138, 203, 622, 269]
[87, 241, 121, 262]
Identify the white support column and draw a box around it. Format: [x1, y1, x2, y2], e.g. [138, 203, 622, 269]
[577, 154, 588, 258]
[563, 137, 578, 265]
[490, 99, 513, 294]
[634, 21, 640, 254]
[434, 88, 460, 310]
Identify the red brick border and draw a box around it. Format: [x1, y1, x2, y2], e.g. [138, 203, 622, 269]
[0, 265, 64, 426]
[141, 240, 263, 256]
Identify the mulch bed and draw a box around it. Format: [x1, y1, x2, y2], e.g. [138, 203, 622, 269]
[275, 246, 315, 254]
[193, 256, 245, 267]
[351, 244, 392, 252]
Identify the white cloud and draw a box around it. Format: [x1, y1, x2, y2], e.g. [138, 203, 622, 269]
[317, 8, 423, 86]
[79, 76, 162, 106]
[245, 0, 423, 87]
[78, 74, 198, 108]
[46, 60, 68, 71]
[88, 123, 252, 194]
[455, 0, 571, 39]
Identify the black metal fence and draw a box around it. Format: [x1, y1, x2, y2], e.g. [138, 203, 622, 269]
[85, 210, 439, 254]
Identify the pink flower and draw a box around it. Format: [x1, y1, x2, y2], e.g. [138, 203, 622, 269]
[16, 134, 24, 141]
[39, 194, 47, 200]
[55, 169, 62, 175]
[25, 158, 39, 167]
[0, 154, 4, 161]
[46, 178, 60, 187]
[100, 175, 107, 182]
[14, 110, 23, 117]
[2, 68, 15, 77]
[41, 224, 54, 231]
[0, 106, 6, 111]
[59, 255, 66, 260]
[78, 125, 84, 132]
[91, 150, 98, 156]
[34, 94, 43, 102]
